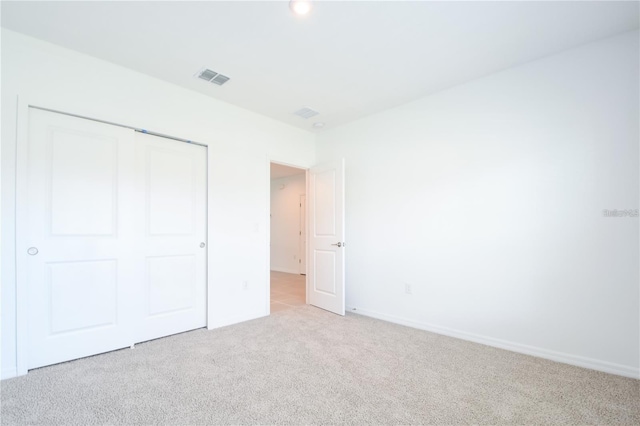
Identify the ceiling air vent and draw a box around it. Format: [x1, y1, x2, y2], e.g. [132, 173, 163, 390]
[211, 74, 230, 86]
[196, 68, 230, 86]
[293, 107, 319, 119]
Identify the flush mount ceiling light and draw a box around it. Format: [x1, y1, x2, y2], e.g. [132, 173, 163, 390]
[290, 0, 312, 16]
[313, 122, 325, 128]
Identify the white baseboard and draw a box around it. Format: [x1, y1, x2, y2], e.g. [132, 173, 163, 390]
[270, 267, 300, 274]
[1, 368, 18, 380]
[347, 305, 639, 379]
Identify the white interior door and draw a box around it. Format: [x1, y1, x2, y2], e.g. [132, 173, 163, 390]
[134, 132, 207, 343]
[25, 108, 138, 369]
[308, 159, 345, 315]
[24, 109, 207, 370]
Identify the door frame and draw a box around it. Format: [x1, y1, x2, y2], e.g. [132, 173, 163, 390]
[13, 97, 212, 376]
[266, 160, 310, 312]
[299, 194, 306, 275]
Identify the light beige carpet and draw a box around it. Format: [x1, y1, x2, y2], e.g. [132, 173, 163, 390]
[1, 305, 639, 425]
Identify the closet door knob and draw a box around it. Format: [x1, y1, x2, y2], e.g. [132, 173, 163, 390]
[27, 247, 39, 256]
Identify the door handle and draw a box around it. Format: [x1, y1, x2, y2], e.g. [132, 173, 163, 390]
[200, 242, 206, 248]
[331, 242, 343, 248]
[27, 247, 39, 256]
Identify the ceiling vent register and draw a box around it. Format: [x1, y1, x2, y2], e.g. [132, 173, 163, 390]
[293, 107, 319, 119]
[196, 68, 230, 86]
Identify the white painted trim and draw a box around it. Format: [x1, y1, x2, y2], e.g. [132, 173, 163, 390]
[347, 305, 640, 379]
[270, 267, 300, 275]
[208, 312, 268, 330]
[265, 156, 271, 316]
[1, 369, 18, 380]
[298, 193, 306, 275]
[15, 96, 29, 377]
[304, 169, 310, 306]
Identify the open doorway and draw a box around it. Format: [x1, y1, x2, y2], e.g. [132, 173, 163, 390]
[270, 162, 307, 313]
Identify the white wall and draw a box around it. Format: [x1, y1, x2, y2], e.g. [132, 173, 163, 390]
[270, 173, 306, 274]
[3, 27, 638, 381]
[1, 29, 316, 378]
[316, 31, 640, 378]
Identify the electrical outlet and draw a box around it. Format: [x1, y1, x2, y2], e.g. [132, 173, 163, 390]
[404, 283, 412, 295]
[243, 280, 248, 290]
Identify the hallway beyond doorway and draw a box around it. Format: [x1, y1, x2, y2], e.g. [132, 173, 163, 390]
[270, 271, 305, 313]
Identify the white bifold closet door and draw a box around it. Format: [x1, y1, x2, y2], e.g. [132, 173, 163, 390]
[25, 108, 206, 370]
